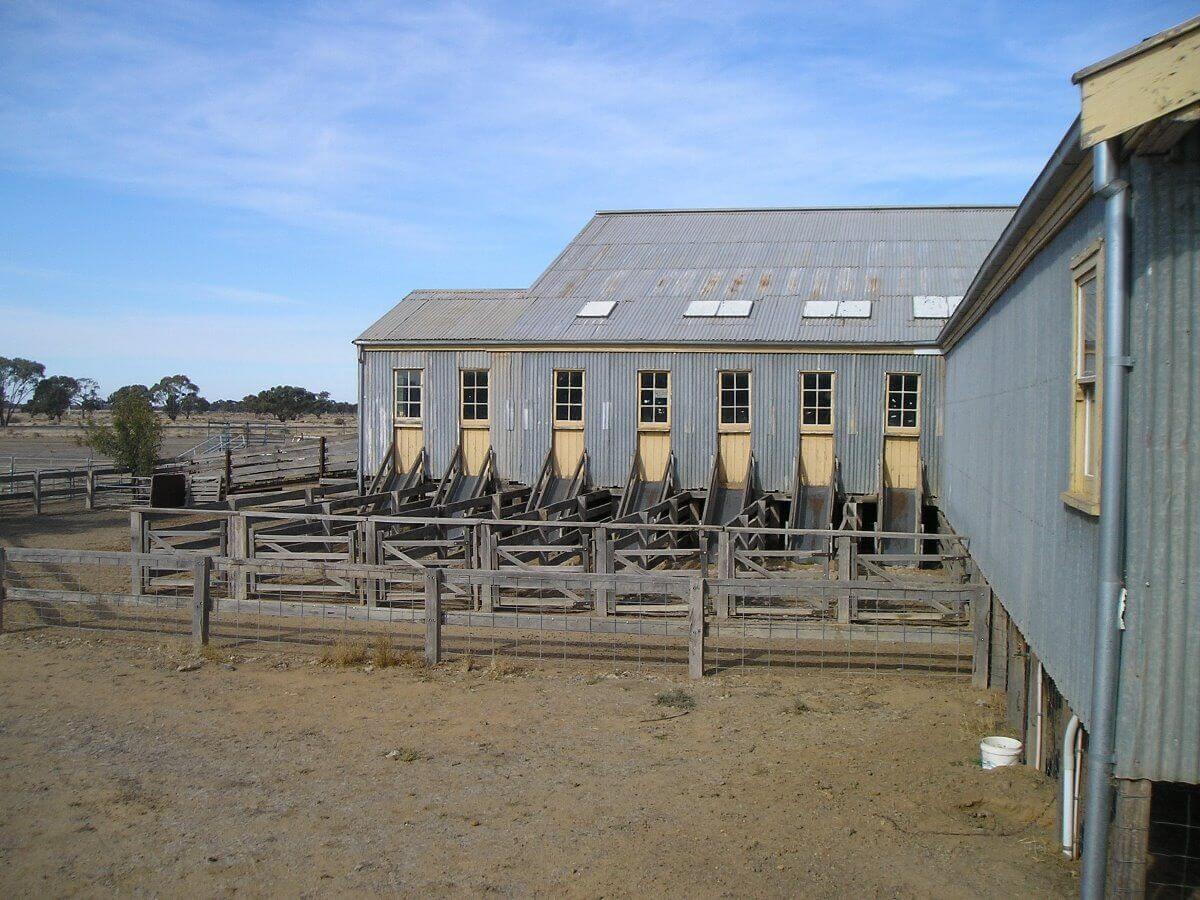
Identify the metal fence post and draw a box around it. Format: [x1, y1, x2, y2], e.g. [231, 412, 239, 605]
[688, 577, 706, 680]
[424, 567, 442, 665]
[191, 556, 212, 646]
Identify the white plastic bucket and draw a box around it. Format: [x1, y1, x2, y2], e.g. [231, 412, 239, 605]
[980, 736, 1023, 769]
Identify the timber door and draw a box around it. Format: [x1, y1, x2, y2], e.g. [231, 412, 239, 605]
[636, 370, 670, 480]
[459, 369, 490, 475]
[552, 369, 585, 477]
[717, 370, 751, 486]
[392, 368, 424, 473]
[799, 371, 834, 485]
[882, 373, 921, 489]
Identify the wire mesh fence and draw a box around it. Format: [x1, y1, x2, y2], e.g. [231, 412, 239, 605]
[1, 545, 978, 680]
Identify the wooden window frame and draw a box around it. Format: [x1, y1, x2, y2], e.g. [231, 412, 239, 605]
[718, 370, 751, 433]
[392, 368, 423, 424]
[460, 369, 489, 425]
[1062, 240, 1103, 516]
[553, 369, 585, 429]
[884, 372, 921, 435]
[800, 371, 834, 434]
[637, 370, 670, 431]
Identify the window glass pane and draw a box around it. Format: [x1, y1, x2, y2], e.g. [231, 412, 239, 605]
[1079, 276, 1097, 378]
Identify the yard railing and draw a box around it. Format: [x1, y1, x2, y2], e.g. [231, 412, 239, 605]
[0, 545, 980, 678]
[0, 465, 137, 514]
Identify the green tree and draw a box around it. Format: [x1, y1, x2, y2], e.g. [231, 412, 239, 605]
[84, 391, 163, 476]
[253, 385, 317, 422]
[0, 357, 45, 426]
[151, 374, 199, 422]
[180, 393, 210, 418]
[108, 384, 152, 406]
[26, 375, 79, 423]
[75, 378, 103, 419]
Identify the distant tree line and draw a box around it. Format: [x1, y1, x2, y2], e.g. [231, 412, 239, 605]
[0, 357, 355, 426]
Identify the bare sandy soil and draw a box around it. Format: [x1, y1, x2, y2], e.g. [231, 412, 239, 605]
[0, 628, 1077, 898]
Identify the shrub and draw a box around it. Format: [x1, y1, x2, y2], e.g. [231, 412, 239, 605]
[83, 392, 163, 475]
[654, 688, 696, 711]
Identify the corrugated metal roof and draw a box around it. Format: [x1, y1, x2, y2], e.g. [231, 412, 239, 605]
[357, 207, 1014, 346]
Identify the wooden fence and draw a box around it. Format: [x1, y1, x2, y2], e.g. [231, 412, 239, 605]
[0, 545, 981, 678]
[0, 465, 138, 514]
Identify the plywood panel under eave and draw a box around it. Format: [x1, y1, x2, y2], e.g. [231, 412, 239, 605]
[1078, 25, 1200, 149]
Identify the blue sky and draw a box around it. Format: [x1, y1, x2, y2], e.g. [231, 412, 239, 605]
[0, 1, 1193, 401]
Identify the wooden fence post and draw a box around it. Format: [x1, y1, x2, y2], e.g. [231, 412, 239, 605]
[714, 531, 732, 618]
[424, 568, 442, 665]
[191, 556, 212, 646]
[688, 577, 706, 680]
[129, 509, 145, 595]
[32, 470, 42, 515]
[85, 465, 96, 511]
[836, 534, 856, 623]
[0, 546, 7, 634]
[478, 523, 497, 612]
[971, 587, 992, 689]
[362, 519, 378, 607]
[317, 436, 327, 479]
[227, 514, 249, 601]
[223, 448, 233, 496]
[593, 526, 612, 616]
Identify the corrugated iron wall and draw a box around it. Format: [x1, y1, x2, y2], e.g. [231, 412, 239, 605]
[1117, 130, 1200, 784]
[942, 194, 1106, 728]
[360, 349, 943, 495]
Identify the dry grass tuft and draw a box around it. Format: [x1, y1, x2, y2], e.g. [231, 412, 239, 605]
[960, 693, 1007, 741]
[655, 688, 696, 711]
[372, 636, 399, 669]
[198, 644, 227, 663]
[321, 640, 370, 668]
[487, 659, 525, 679]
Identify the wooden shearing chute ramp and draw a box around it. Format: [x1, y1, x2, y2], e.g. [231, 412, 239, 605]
[788, 444, 840, 553]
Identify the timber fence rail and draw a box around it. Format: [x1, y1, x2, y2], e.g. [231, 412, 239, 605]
[1, 543, 980, 677]
[162, 437, 357, 496]
[0, 465, 137, 514]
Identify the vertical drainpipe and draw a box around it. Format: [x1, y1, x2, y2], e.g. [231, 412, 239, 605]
[1079, 137, 1132, 899]
[356, 345, 365, 492]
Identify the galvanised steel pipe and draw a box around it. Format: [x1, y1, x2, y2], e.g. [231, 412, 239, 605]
[1079, 137, 1132, 900]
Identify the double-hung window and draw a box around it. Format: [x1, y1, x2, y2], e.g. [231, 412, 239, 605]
[1064, 242, 1103, 514]
[393, 369, 422, 422]
[885, 373, 920, 432]
[554, 370, 584, 424]
[800, 372, 833, 430]
[461, 370, 489, 423]
[719, 371, 751, 427]
[638, 371, 670, 426]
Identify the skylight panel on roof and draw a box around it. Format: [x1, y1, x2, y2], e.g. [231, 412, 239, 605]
[912, 296, 963, 318]
[577, 300, 618, 318]
[685, 300, 721, 317]
[686, 300, 754, 317]
[716, 300, 753, 317]
[803, 300, 872, 319]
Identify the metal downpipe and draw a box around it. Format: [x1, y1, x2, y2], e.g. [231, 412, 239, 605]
[1079, 138, 1132, 899]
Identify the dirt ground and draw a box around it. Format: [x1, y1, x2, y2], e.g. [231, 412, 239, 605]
[0, 632, 1076, 898]
[0, 509, 1077, 897]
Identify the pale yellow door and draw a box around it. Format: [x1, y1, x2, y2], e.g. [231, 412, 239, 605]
[552, 427, 584, 478]
[637, 430, 670, 481]
[883, 436, 920, 490]
[461, 425, 489, 475]
[394, 425, 423, 474]
[799, 433, 834, 485]
[717, 431, 750, 486]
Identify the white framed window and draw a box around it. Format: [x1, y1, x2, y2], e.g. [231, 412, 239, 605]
[1064, 241, 1103, 514]
[638, 371, 670, 426]
[800, 372, 833, 429]
[554, 369, 584, 424]
[461, 369, 489, 423]
[718, 371, 750, 426]
[393, 369, 422, 422]
[885, 373, 920, 432]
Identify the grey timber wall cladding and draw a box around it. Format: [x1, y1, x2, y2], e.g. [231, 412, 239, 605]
[360, 349, 944, 495]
